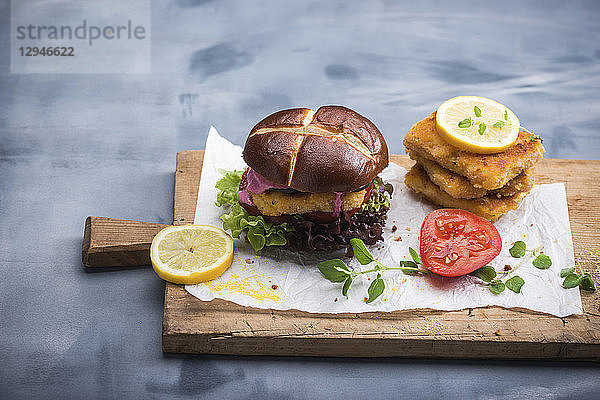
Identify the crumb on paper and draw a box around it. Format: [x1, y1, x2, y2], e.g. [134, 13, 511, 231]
[271, 284, 278, 290]
[406, 227, 411, 231]
[394, 236, 402, 241]
[363, 297, 368, 302]
[495, 329, 501, 336]
[334, 298, 338, 302]
[392, 225, 398, 232]
[245, 258, 254, 264]
[504, 265, 512, 271]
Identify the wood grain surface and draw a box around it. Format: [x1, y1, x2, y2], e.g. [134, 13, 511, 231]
[163, 151, 600, 359]
[82, 216, 168, 267]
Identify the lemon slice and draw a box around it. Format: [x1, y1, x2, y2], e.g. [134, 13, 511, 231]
[150, 225, 234, 284]
[436, 96, 520, 154]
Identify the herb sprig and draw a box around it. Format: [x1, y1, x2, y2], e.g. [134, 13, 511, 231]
[320, 238, 595, 304]
[468, 241, 552, 295]
[475, 240, 596, 293]
[457, 106, 542, 141]
[317, 238, 428, 303]
[560, 267, 596, 291]
[469, 265, 524, 294]
[508, 241, 551, 269]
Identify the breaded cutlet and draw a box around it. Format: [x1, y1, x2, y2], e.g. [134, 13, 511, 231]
[404, 164, 528, 222]
[403, 112, 544, 190]
[410, 153, 535, 199]
[251, 189, 367, 216]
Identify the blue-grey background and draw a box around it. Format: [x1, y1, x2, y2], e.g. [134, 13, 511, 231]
[1, 0, 599, 399]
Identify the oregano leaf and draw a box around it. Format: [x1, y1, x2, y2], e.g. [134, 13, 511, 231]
[509, 241, 527, 258]
[478, 123, 486, 135]
[562, 273, 581, 289]
[458, 118, 471, 128]
[409, 247, 420, 264]
[317, 259, 351, 282]
[505, 276, 525, 293]
[366, 274, 385, 303]
[579, 273, 596, 291]
[400, 260, 420, 275]
[532, 254, 552, 269]
[342, 276, 353, 297]
[489, 280, 506, 295]
[350, 238, 374, 265]
[560, 267, 575, 278]
[470, 266, 497, 283]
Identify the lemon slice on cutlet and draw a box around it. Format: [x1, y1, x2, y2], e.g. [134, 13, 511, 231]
[436, 96, 520, 154]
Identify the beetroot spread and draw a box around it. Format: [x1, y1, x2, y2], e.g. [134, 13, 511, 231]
[246, 168, 288, 194]
[333, 192, 343, 217]
[237, 168, 288, 206]
[236, 190, 254, 206]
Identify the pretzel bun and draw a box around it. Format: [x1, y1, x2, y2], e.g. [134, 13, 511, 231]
[242, 105, 389, 193]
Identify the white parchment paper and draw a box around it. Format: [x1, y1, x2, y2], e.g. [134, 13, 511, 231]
[187, 127, 582, 317]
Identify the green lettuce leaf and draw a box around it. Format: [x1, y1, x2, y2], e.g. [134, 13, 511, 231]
[215, 170, 293, 252]
[215, 169, 243, 207]
[360, 176, 393, 214]
[220, 203, 293, 252]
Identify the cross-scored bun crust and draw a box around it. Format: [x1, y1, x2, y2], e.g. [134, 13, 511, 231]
[243, 105, 389, 193]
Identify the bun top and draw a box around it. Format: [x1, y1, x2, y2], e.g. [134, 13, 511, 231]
[242, 105, 389, 193]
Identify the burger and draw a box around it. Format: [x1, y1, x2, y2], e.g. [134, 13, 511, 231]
[216, 105, 392, 254]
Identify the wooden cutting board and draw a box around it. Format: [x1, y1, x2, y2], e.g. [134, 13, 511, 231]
[162, 150, 600, 360]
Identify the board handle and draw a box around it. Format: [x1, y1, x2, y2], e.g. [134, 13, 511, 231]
[82, 216, 169, 267]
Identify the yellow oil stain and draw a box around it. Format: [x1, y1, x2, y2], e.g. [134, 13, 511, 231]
[205, 275, 282, 301]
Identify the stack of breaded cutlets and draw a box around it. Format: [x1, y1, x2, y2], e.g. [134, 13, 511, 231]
[404, 112, 545, 222]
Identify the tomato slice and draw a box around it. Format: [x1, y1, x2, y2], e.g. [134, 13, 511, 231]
[419, 209, 502, 277]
